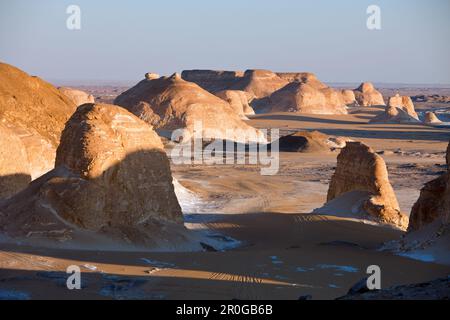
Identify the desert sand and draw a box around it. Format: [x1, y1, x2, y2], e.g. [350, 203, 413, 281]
[1, 103, 449, 299]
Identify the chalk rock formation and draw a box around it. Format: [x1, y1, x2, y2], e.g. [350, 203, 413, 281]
[230, 69, 289, 99]
[267, 81, 348, 114]
[408, 141, 450, 231]
[341, 89, 357, 106]
[0, 123, 31, 198]
[58, 87, 95, 106]
[424, 112, 442, 124]
[145, 72, 160, 80]
[0, 63, 76, 182]
[214, 90, 255, 118]
[319, 142, 407, 229]
[0, 104, 184, 245]
[114, 73, 266, 143]
[277, 131, 333, 153]
[369, 106, 421, 124]
[387, 94, 418, 119]
[354, 82, 385, 107]
[181, 70, 243, 93]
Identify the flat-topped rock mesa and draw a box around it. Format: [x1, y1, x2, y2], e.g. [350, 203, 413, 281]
[369, 105, 421, 124]
[316, 142, 408, 229]
[266, 75, 348, 114]
[214, 90, 255, 119]
[0, 62, 76, 184]
[114, 73, 266, 143]
[228, 69, 289, 99]
[387, 94, 418, 119]
[0, 103, 185, 246]
[354, 82, 385, 107]
[58, 87, 95, 106]
[181, 70, 244, 93]
[424, 111, 442, 124]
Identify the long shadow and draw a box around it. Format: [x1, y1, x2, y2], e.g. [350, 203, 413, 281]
[0, 173, 31, 200]
[251, 114, 365, 125]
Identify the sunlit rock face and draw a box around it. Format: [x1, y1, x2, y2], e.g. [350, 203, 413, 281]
[58, 87, 95, 106]
[387, 94, 418, 119]
[214, 90, 255, 119]
[353, 82, 385, 107]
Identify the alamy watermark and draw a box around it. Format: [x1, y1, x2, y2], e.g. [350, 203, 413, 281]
[367, 5, 381, 30]
[66, 5, 81, 30]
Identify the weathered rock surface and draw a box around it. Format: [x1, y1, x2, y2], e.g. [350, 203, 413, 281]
[229, 69, 289, 99]
[267, 80, 348, 114]
[181, 70, 244, 93]
[145, 72, 160, 80]
[0, 63, 76, 183]
[354, 82, 385, 107]
[387, 94, 418, 119]
[114, 73, 266, 143]
[424, 111, 442, 124]
[0, 103, 184, 246]
[369, 105, 421, 124]
[337, 277, 450, 300]
[341, 89, 357, 106]
[276, 130, 345, 153]
[322, 142, 407, 229]
[214, 90, 255, 118]
[58, 87, 95, 106]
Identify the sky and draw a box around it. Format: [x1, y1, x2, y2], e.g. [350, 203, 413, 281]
[0, 0, 449, 85]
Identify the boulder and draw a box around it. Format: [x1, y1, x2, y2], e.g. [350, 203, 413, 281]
[214, 90, 255, 118]
[353, 82, 385, 107]
[387, 94, 418, 119]
[145, 72, 160, 80]
[58, 87, 95, 106]
[341, 89, 357, 106]
[320, 142, 407, 229]
[114, 73, 266, 143]
[276, 130, 342, 153]
[0, 63, 76, 181]
[424, 112, 442, 124]
[0, 103, 184, 245]
[369, 106, 421, 124]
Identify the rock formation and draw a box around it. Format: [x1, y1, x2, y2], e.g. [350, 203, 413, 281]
[369, 105, 421, 124]
[277, 130, 336, 153]
[424, 111, 442, 124]
[341, 89, 357, 106]
[387, 94, 418, 119]
[317, 142, 407, 229]
[267, 80, 348, 114]
[145, 72, 160, 80]
[181, 70, 243, 93]
[58, 87, 95, 106]
[0, 103, 184, 246]
[408, 141, 450, 231]
[0, 62, 76, 183]
[214, 90, 255, 118]
[353, 82, 385, 107]
[114, 73, 266, 143]
[229, 69, 289, 99]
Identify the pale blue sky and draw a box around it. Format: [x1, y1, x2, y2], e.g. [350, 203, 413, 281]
[0, 0, 449, 84]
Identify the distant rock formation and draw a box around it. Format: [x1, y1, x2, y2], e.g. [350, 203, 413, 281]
[0, 104, 184, 246]
[114, 73, 266, 143]
[0, 62, 76, 183]
[58, 87, 95, 106]
[424, 111, 442, 124]
[316, 142, 407, 229]
[276, 130, 346, 153]
[145, 72, 160, 80]
[353, 82, 385, 107]
[387, 94, 418, 119]
[369, 105, 421, 124]
[267, 77, 348, 114]
[341, 89, 357, 106]
[214, 90, 255, 119]
[181, 70, 244, 93]
[229, 69, 289, 99]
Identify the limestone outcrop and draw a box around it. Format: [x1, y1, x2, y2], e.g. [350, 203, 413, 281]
[229, 69, 289, 99]
[114, 73, 266, 143]
[424, 112, 442, 124]
[0, 104, 184, 245]
[341, 89, 357, 106]
[317, 142, 407, 229]
[58, 87, 95, 106]
[214, 90, 255, 118]
[354, 82, 385, 107]
[369, 105, 421, 124]
[387, 94, 418, 119]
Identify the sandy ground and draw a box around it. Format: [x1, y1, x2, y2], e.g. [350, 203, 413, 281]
[1, 108, 450, 300]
